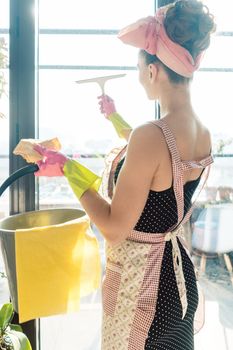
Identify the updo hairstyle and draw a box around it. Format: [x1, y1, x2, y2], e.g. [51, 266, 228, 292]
[141, 0, 216, 84]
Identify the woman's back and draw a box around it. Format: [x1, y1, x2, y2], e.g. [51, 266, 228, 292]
[114, 114, 212, 233]
[149, 113, 212, 192]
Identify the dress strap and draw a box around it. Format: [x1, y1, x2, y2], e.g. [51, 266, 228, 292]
[180, 155, 214, 226]
[180, 164, 211, 226]
[150, 119, 214, 230]
[182, 155, 214, 170]
[150, 119, 185, 229]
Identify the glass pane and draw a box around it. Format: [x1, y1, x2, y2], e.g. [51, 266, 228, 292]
[0, 0, 9, 29]
[39, 0, 154, 29]
[0, 34, 9, 216]
[39, 34, 137, 67]
[38, 69, 154, 209]
[205, 0, 233, 32]
[192, 163, 233, 350]
[0, 38, 9, 220]
[191, 72, 233, 148]
[0, 3, 10, 306]
[39, 69, 154, 150]
[40, 34, 233, 69]
[39, 67, 154, 348]
[201, 36, 233, 69]
[191, 72, 233, 349]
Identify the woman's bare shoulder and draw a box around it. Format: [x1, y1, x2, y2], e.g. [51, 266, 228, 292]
[128, 121, 166, 158]
[126, 122, 164, 167]
[130, 121, 164, 142]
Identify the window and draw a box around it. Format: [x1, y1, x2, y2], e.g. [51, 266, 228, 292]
[0, 0, 10, 308]
[38, 1, 156, 349]
[0, 0, 9, 218]
[185, 1, 233, 349]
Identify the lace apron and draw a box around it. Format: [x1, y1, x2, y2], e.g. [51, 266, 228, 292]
[101, 119, 214, 350]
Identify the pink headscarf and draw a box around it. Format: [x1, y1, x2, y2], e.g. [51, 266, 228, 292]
[118, 6, 203, 78]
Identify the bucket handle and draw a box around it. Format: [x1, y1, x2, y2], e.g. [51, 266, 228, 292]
[0, 164, 39, 197]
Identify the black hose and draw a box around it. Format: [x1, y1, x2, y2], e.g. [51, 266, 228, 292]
[0, 164, 39, 197]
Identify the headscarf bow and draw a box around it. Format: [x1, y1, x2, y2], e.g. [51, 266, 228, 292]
[118, 7, 203, 78]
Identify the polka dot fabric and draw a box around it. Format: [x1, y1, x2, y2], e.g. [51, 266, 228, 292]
[114, 158, 202, 234]
[114, 160, 200, 349]
[145, 241, 198, 349]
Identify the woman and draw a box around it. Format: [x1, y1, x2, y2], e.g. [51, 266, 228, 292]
[33, 1, 215, 349]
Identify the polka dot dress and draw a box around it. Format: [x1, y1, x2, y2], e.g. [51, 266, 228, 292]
[114, 158, 200, 350]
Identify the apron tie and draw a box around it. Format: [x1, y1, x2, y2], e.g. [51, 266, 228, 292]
[165, 226, 188, 319]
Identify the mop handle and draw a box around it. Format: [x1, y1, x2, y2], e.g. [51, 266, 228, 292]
[0, 164, 39, 197]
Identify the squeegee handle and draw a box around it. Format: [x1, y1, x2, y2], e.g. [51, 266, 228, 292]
[99, 81, 105, 94]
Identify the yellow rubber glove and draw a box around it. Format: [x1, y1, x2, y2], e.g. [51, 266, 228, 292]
[63, 159, 102, 200]
[98, 94, 132, 139]
[108, 112, 132, 139]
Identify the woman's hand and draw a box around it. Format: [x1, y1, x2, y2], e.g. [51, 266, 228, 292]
[98, 94, 117, 119]
[33, 144, 68, 177]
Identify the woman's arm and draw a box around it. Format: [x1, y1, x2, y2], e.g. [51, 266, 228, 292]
[80, 123, 162, 245]
[98, 95, 133, 142]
